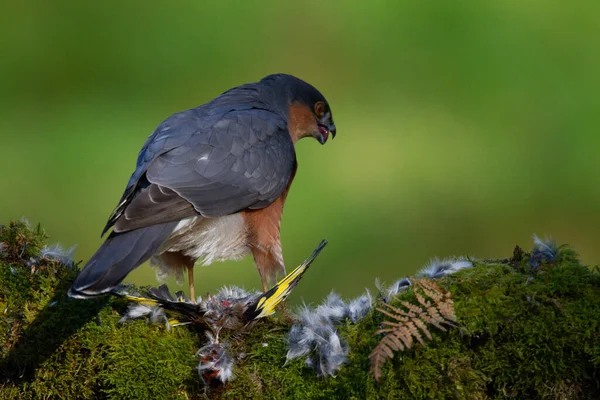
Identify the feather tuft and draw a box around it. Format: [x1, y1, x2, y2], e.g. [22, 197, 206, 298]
[529, 234, 558, 268]
[417, 257, 473, 279]
[347, 290, 372, 323]
[286, 289, 372, 376]
[377, 277, 412, 303]
[40, 243, 77, 265]
[196, 335, 235, 385]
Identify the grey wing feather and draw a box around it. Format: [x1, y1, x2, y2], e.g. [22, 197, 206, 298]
[146, 109, 295, 217]
[105, 106, 295, 234]
[102, 112, 198, 235]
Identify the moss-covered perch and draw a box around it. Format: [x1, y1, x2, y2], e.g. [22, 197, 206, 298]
[1, 221, 599, 399]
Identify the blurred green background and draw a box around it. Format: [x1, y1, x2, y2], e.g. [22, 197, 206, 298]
[2, 1, 599, 304]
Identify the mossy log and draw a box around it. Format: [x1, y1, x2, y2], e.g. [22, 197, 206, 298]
[1, 220, 599, 399]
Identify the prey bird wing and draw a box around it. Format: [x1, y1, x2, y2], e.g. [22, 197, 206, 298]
[248, 239, 328, 320]
[115, 240, 328, 328]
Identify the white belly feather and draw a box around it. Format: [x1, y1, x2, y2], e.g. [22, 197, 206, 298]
[149, 214, 251, 281]
[169, 215, 250, 263]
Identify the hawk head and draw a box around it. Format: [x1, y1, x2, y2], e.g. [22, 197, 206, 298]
[261, 74, 336, 145]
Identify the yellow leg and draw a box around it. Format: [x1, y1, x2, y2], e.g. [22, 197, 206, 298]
[188, 266, 196, 303]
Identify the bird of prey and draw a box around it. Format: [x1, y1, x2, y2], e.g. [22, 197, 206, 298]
[69, 74, 336, 301]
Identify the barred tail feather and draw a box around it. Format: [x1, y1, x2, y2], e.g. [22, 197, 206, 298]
[68, 222, 177, 299]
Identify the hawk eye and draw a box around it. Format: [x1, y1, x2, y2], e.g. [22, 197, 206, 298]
[314, 101, 326, 117]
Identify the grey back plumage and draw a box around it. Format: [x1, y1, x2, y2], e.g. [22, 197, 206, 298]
[104, 81, 296, 235]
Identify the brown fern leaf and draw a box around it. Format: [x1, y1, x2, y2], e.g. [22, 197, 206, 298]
[375, 326, 396, 333]
[383, 301, 416, 318]
[390, 329, 409, 350]
[414, 289, 431, 308]
[388, 324, 410, 348]
[368, 347, 387, 382]
[370, 277, 458, 382]
[416, 279, 446, 300]
[410, 317, 432, 342]
[419, 285, 443, 303]
[416, 278, 444, 293]
[437, 300, 457, 322]
[423, 306, 448, 331]
[376, 306, 409, 322]
[379, 335, 401, 355]
[369, 331, 406, 381]
[399, 300, 422, 316]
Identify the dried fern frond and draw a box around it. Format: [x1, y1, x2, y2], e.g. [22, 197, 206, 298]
[369, 278, 457, 382]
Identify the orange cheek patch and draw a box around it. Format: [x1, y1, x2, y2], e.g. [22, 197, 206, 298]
[288, 102, 316, 143]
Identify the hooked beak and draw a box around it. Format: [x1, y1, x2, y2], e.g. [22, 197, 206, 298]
[317, 123, 337, 145]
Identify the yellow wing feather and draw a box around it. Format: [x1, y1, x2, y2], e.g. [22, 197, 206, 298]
[123, 294, 190, 327]
[123, 294, 159, 307]
[253, 240, 327, 319]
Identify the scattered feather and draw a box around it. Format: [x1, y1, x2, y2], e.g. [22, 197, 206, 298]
[316, 328, 348, 377]
[293, 322, 348, 377]
[40, 243, 77, 265]
[317, 292, 348, 323]
[417, 257, 473, 280]
[287, 289, 372, 376]
[19, 216, 31, 226]
[119, 302, 170, 329]
[215, 286, 256, 300]
[119, 303, 154, 320]
[346, 290, 372, 323]
[529, 234, 558, 268]
[377, 277, 412, 303]
[196, 335, 235, 385]
[286, 324, 313, 360]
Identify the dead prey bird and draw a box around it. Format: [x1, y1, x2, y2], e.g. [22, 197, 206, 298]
[116, 240, 327, 338]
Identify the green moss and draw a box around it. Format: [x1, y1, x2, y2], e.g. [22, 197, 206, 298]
[0, 221, 201, 399]
[100, 318, 199, 399]
[1, 221, 599, 399]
